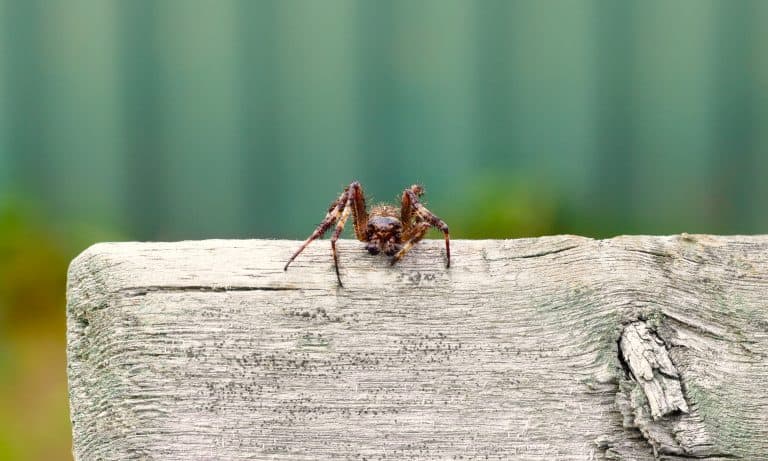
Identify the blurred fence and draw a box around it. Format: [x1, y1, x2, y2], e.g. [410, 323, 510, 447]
[1, 0, 767, 240]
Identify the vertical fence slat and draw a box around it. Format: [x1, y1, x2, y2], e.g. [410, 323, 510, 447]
[591, 1, 637, 234]
[273, 0, 361, 237]
[35, 0, 124, 226]
[1, 1, 47, 199]
[712, 1, 762, 233]
[355, 0, 406, 198]
[631, 0, 717, 233]
[0, 1, 9, 192]
[153, 0, 243, 238]
[755, 2, 768, 230]
[381, 0, 477, 207]
[117, 0, 169, 239]
[236, 0, 282, 237]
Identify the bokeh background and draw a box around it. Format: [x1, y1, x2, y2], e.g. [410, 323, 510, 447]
[1, 0, 767, 459]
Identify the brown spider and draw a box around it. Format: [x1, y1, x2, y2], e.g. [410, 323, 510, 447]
[284, 181, 450, 286]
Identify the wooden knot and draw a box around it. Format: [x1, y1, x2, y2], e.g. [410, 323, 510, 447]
[619, 322, 689, 420]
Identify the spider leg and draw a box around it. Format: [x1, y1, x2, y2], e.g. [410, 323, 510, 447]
[400, 185, 451, 267]
[348, 181, 369, 241]
[330, 198, 354, 286]
[390, 221, 430, 266]
[284, 190, 348, 271]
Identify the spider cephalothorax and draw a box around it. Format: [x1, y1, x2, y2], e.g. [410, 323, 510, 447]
[284, 182, 450, 286]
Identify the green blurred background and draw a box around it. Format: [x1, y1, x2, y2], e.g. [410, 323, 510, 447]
[1, 0, 767, 459]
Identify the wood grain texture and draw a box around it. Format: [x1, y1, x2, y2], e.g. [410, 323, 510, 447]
[66, 236, 768, 460]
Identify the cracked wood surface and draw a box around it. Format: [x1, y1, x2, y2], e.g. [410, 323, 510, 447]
[66, 236, 768, 460]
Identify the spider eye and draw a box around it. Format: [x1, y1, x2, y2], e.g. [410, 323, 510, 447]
[365, 244, 380, 255]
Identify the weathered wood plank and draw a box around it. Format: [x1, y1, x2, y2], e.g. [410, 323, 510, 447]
[66, 236, 768, 460]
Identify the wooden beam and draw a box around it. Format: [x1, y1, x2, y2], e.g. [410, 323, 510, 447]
[67, 236, 768, 460]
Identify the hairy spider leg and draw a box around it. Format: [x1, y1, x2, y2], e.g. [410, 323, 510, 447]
[396, 186, 451, 267]
[399, 185, 420, 237]
[284, 190, 349, 271]
[330, 200, 353, 286]
[330, 181, 368, 285]
[284, 182, 369, 284]
[348, 181, 369, 241]
[390, 221, 431, 266]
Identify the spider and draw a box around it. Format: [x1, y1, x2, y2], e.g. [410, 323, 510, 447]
[284, 181, 450, 286]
